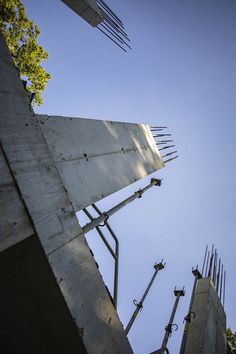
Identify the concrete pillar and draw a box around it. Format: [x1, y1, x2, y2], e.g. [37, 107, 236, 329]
[184, 278, 227, 354]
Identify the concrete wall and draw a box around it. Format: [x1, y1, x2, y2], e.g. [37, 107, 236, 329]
[0, 33, 133, 354]
[38, 115, 164, 211]
[184, 278, 227, 354]
[0, 235, 87, 354]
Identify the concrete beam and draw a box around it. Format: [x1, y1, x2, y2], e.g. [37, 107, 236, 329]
[61, 0, 103, 27]
[38, 114, 164, 211]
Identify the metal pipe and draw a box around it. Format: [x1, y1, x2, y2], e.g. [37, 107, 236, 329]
[83, 208, 116, 259]
[91, 204, 119, 307]
[179, 269, 202, 354]
[125, 261, 165, 335]
[82, 178, 162, 235]
[151, 288, 185, 354]
[83, 206, 119, 308]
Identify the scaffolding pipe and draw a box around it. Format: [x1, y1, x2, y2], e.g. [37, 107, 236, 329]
[125, 261, 165, 335]
[179, 268, 202, 354]
[92, 203, 119, 307]
[151, 288, 185, 354]
[82, 178, 162, 235]
[82, 206, 119, 308]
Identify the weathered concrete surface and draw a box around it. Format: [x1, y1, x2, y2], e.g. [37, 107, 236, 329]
[184, 278, 227, 354]
[0, 145, 34, 252]
[0, 235, 87, 354]
[38, 115, 164, 211]
[0, 33, 133, 354]
[61, 0, 103, 26]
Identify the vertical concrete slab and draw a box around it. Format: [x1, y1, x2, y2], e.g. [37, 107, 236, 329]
[0, 33, 133, 354]
[184, 278, 227, 354]
[0, 235, 87, 354]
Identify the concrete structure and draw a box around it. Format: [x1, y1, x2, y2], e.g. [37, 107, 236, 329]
[184, 278, 227, 354]
[61, 0, 103, 27]
[38, 115, 163, 211]
[61, 0, 131, 52]
[0, 32, 164, 354]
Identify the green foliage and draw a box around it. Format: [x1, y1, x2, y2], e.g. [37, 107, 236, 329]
[0, 0, 51, 105]
[227, 328, 236, 353]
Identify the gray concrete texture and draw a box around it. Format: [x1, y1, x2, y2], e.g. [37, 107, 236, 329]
[184, 277, 227, 354]
[0, 31, 163, 354]
[38, 114, 164, 211]
[61, 0, 103, 27]
[0, 33, 133, 354]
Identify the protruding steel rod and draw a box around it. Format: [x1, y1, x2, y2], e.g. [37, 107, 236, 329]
[82, 178, 162, 235]
[153, 134, 172, 138]
[163, 155, 178, 164]
[125, 261, 165, 335]
[205, 250, 210, 277]
[216, 258, 221, 292]
[161, 151, 177, 158]
[98, 0, 123, 27]
[151, 126, 167, 129]
[91, 203, 119, 307]
[220, 264, 223, 301]
[158, 145, 175, 151]
[151, 288, 185, 354]
[223, 270, 226, 307]
[179, 269, 202, 354]
[202, 245, 208, 275]
[213, 250, 217, 285]
[156, 140, 173, 144]
[208, 245, 214, 277]
[97, 26, 127, 52]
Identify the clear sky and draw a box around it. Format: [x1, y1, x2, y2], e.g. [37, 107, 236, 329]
[22, 1, 236, 353]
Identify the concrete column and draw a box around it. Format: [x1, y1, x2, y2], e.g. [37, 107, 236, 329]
[184, 278, 227, 354]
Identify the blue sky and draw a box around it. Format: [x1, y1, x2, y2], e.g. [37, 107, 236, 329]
[22, 1, 236, 353]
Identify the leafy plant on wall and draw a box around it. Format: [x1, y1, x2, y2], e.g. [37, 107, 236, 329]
[0, 0, 51, 105]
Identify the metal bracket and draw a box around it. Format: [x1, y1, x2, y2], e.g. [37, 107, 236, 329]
[184, 311, 196, 323]
[151, 178, 162, 186]
[133, 299, 143, 310]
[99, 213, 109, 227]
